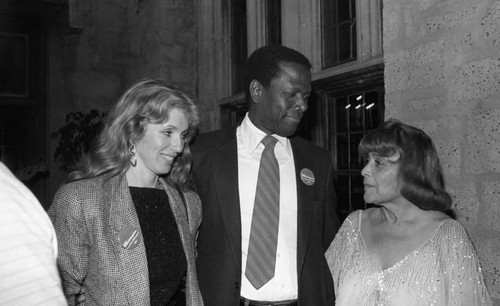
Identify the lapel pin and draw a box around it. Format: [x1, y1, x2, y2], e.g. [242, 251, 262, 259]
[118, 226, 141, 250]
[300, 168, 315, 186]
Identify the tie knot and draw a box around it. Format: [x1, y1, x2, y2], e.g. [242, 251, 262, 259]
[261, 135, 278, 149]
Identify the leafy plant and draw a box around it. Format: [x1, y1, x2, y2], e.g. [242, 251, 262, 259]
[51, 109, 107, 172]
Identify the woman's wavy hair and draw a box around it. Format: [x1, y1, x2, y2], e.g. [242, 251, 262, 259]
[69, 79, 201, 188]
[358, 118, 452, 211]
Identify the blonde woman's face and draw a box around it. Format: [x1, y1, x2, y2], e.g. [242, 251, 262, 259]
[134, 108, 189, 177]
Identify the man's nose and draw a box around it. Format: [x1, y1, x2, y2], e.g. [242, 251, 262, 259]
[296, 94, 308, 112]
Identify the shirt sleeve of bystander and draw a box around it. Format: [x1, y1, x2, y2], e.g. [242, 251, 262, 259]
[0, 162, 67, 306]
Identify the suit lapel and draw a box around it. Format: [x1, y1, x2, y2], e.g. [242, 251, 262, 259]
[212, 132, 242, 268]
[290, 139, 315, 275]
[106, 175, 149, 305]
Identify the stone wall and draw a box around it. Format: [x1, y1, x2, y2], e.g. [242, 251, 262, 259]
[47, 0, 197, 200]
[383, 0, 500, 303]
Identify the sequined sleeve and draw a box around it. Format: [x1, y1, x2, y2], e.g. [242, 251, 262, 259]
[438, 220, 492, 306]
[325, 210, 362, 295]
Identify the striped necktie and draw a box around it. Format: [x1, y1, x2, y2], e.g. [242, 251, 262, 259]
[245, 135, 280, 289]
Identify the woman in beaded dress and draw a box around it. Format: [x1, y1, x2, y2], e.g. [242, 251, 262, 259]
[325, 119, 491, 305]
[49, 79, 203, 306]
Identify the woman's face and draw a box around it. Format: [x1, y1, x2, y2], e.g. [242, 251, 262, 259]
[134, 108, 189, 179]
[361, 152, 403, 205]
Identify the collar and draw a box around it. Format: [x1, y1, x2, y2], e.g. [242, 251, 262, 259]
[239, 113, 292, 156]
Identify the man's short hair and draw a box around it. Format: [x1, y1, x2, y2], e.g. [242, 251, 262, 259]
[243, 45, 312, 100]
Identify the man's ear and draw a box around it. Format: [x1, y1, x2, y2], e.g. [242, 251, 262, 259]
[249, 80, 262, 103]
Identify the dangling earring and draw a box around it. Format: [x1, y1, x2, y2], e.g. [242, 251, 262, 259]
[129, 144, 137, 167]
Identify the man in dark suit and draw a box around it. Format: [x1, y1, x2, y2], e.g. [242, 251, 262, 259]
[191, 45, 340, 306]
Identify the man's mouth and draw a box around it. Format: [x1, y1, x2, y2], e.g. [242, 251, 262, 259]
[284, 110, 303, 121]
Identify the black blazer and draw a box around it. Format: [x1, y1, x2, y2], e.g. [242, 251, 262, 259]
[191, 127, 340, 306]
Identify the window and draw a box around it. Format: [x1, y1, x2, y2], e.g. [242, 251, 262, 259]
[303, 64, 384, 221]
[0, 33, 28, 97]
[231, 0, 282, 95]
[231, 0, 247, 94]
[321, 0, 357, 68]
[266, 1, 281, 45]
[220, 0, 283, 127]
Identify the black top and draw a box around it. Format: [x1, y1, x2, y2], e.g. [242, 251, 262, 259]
[130, 187, 187, 306]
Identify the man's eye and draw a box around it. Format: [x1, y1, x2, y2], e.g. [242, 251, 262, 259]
[163, 131, 172, 137]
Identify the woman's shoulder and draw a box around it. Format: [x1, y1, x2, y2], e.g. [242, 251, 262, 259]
[336, 209, 363, 234]
[428, 215, 479, 254]
[54, 174, 122, 203]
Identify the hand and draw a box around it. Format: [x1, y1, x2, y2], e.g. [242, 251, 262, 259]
[76, 287, 86, 305]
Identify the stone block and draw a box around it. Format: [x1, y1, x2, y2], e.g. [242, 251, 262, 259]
[481, 1, 500, 47]
[385, 41, 446, 92]
[385, 51, 410, 93]
[417, 0, 449, 11]
[449, 59, 500, 104]
[383, 6, 401, 46]
[448, 181, 479, 228]
[464, 110, 500, 173]
[482, 181, 500, 232]
[445, 31, 475, 62]
[435, 136, 461, 176]
[418, 5, 477, 36]
[412, 118, 438, 134]
[407, 97, 444, 111]
[474, 238, 500, 299]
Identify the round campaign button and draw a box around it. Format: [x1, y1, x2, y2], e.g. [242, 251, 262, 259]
[118, 226, 141, 250]
[300, 168, 315, 186]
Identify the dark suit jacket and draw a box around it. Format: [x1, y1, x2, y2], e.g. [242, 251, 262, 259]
[49, 174, 203, 306]
[191, 127, 340, 306]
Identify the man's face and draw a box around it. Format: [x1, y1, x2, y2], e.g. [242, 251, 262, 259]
[250, 61, 312, 137]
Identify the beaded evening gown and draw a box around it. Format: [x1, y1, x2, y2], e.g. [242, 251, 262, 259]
[325, 210, 492, 306]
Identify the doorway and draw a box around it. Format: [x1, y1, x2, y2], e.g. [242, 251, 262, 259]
[0, 1, 63, 206]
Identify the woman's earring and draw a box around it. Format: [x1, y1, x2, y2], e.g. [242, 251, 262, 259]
[129, 144, 137, 167]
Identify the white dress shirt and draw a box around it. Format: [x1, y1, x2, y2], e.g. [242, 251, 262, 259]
[0, 162, 66, 305]
[237, 114, 298, 301]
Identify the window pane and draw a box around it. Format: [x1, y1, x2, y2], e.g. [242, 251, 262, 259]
[231, 0, 247, 94]
[0, 33, 28, 96]
[338, 22, 352, 61]
[351, 18, 357, 59]
[350, 132, 363, 169]
[321, 0, 356, 68]
[266, 0, 281, 45]
[307, 66, 384, 222]
[335, 96, 348, 132]
[364, 91, 379, 129]
[338, 0, 350, 22]
[349, 95, 363, 132]
[336, 133, 349, 169]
